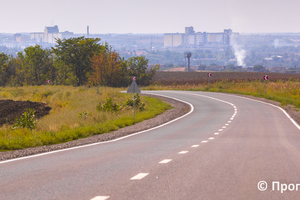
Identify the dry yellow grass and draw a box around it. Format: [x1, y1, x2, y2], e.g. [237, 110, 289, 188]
[0, 85, 171, 150]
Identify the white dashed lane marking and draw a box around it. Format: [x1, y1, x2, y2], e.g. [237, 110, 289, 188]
[178, 151, 188, 154]
[90, 196, 110, 200]
[225, 124, 229, 126]
[130, 173, 149, 180]
[214, 132, 219, 135]
[209, 137, 214, 140]
[218, 129, 223, 131]
[191, 145, 199, 147]
[159, 159, 172, 164]
[222, 126, 226, 128]
[201, 141, 208, 143]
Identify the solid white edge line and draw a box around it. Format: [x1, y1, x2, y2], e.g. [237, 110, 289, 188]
[187, 90, 300, 131]
[233, 95, 300, 130]
[0, 93, 194, 165]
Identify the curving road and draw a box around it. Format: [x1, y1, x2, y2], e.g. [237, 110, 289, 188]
[1, 91, 300, 200]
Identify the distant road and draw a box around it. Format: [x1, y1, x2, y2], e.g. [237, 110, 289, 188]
[1, 91, 300, 200]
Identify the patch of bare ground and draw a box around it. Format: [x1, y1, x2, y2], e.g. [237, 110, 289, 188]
[0, 100, 51, 126]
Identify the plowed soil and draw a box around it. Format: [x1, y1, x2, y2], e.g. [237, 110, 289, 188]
[0, 100, 51, 126]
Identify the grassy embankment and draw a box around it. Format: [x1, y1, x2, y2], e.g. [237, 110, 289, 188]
[144, 79, 300, 109]
[0, 86, 171, 150]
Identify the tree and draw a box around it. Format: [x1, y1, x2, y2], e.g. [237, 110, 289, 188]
[52, 37, 107, 86]
[88, 49, 127, 87]
[10, 52, 26, 86]
[23, 45, 54, 85]
[127, 56, 159, 86]
[0, 53, 9, 86]
[253, 65, 266, 72]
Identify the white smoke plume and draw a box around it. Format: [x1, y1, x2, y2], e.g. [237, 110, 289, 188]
[230, 35, 246, 67]
[273, 39, 279, 48]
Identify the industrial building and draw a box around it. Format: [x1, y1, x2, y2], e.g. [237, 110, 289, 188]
[164, 27, 236, 47]
[30, 25, 73, 43]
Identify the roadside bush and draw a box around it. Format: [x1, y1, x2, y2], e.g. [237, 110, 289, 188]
[125, 94, 145, 111]
[97, 97, 120, 113]
[12, 109, 37, 129]
[78, 111, 93, 120]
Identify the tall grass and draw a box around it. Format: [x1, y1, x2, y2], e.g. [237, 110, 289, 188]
[144, 79, 300, 108]
[0, 86, 171, 150]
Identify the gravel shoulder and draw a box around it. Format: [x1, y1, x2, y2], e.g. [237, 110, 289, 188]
[1, 92, 299, 161]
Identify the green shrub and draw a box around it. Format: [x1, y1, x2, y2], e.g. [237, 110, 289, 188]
[97, 97, 120, 113]
[125, 94, 145, 111]
[12, 109, 37, 129]
[78, 111, 93, 120]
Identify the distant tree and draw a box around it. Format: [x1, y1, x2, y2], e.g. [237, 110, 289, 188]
[253, 65, 266, 72]
[0, 53, 9, 86]
[198, 64, 206, 70]
[127, 56, 159, 86]
[224, 64, 237, 71]
[88, 49, 127, 87]
[23, 45, 54, 85]
[52, 37, 107, 86]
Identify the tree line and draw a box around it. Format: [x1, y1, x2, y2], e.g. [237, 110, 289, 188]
[0, 36, 158, 87]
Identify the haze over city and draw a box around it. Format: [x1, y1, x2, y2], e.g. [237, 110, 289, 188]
[1, 0, 300, 34]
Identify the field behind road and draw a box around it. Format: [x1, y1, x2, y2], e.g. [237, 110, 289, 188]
[152, 71, 300, 85]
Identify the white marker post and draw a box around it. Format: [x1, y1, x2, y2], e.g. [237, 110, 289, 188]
[263, 75, 268, 94]
[127, 77, 141, 119]
[207, 73, 212, 90]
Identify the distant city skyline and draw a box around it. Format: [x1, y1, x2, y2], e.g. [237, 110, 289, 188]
[1, 0, 300, 34]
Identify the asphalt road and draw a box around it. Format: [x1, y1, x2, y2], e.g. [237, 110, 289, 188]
[1, 91, 300, 200]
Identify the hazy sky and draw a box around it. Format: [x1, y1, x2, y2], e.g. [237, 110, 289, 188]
[1, 0, 299, 34]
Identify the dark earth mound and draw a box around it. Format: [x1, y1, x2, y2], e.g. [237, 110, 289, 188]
[0, 100, 51, 126]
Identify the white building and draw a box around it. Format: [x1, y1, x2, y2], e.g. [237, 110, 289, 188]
[30, 25, 73, 44]
[164, 27, 235, 47]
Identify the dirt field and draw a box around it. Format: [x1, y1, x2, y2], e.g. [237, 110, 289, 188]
[152, 71, 300, 85]
[0, 100, 51, 126]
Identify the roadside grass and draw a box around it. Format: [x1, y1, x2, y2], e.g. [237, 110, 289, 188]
[0, 86, 171, 150]
[144, 79, 300, 108]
